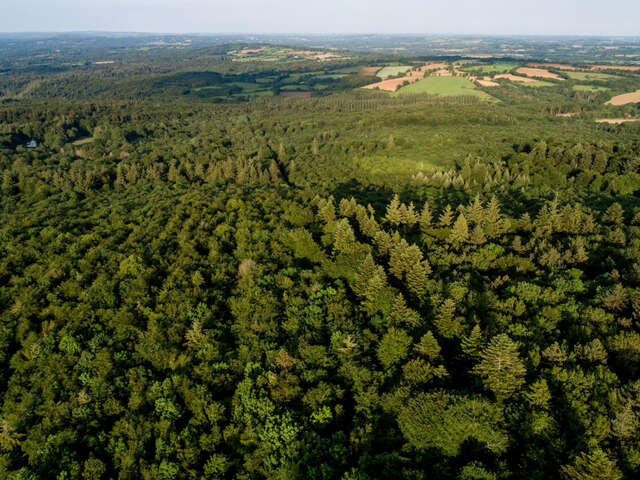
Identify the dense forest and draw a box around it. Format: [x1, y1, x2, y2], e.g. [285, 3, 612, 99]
[1, 34, 640, 479]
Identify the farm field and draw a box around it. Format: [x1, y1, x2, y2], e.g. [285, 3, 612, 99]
[494, 73, 538, 83]
[493, 74, 553, 86]
[376, 65, 412, 79]
[394, 76, 495, 100]
[590, 64, 640, 71]
[476, 78, 500, 87]
[230, 46, 346, 62]
[565, 71, 622, 81]
[515, 67, 564, 80]
[360, 66, 381, 76]
[606, 89, 640, 105]
[362, 63, 448, 92]
[461, 62, 518, 74]
[528, 62, 578, 70]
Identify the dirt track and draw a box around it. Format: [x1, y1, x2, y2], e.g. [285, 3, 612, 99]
[596, 118, 640, 124]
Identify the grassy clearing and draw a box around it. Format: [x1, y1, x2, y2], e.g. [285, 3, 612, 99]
[393, 77, 496, 101]
[461, 62, 518, 74]
[573, 85, 610, 92]
[565, 71, 622, 81]
[377, 66, 412, 79]
[72, 137, 94, 146]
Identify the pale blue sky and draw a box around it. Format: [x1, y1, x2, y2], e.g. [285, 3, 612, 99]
[1, 0, 638, 35]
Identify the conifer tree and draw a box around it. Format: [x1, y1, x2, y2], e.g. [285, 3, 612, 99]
[419, 201, 433, 233]
[439, 205, 455, 228]
[433, 298, 461, 338]
[268, 160, 281, 183]
[317, 197, 336, 222]
[385, 194, 403, 227]
[449, 213, 470, 244]
[333, 218, 356, 254]
[604, 202, 624, 225]
[461, 324, 483, 358]
[390, 294, 421, 328]
[406, 261, 430, 299]
[561, 449, 622, 480]
[467, 194, 485, 227]
[473, 334, 526, 402]
[416, 331, 441, 360]
[485, 195, 503, 237]
[404, 202, 419, 228]
[470, 224, 486, 245]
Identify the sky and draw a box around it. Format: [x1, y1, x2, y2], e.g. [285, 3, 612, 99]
[0, 0, 639, 36]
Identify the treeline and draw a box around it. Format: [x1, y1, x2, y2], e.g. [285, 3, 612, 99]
[412, 139, 640, 196]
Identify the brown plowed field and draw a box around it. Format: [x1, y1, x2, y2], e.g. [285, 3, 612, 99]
[361, 66, 381, 76]
[494, 74, 538, 83]
[516, 67, 564, 80]
[605, 89, 640, 105]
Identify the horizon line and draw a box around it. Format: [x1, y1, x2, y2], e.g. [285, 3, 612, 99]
[1, 30, 640, 38]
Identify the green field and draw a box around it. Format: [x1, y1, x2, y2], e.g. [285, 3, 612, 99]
[565, 71, 622, 81]
[394, 76, 496, 101]
[461, 62, 518, 74]
[376, 65, 412, 79]
[572, 84, 610, 92]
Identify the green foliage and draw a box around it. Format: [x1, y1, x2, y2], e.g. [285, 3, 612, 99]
[561, 449, 622, 480]
[377, 328, 412, 369]
[398, 392, 508, 456]
[473, 335, 526, 402]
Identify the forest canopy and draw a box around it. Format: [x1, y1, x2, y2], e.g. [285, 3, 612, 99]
[1, 34, 640, 480]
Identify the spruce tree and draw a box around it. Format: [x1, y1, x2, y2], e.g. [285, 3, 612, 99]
[473, 334, 526, 402]
[449, 213, 470, 244]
